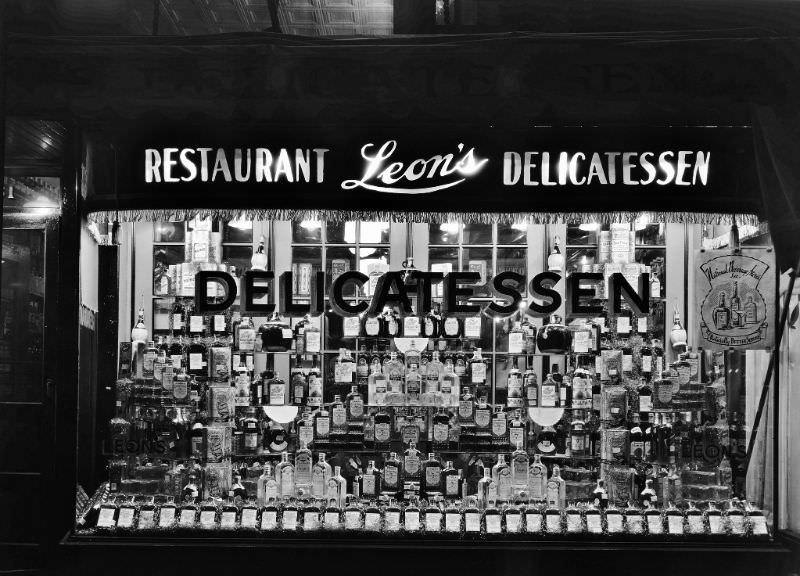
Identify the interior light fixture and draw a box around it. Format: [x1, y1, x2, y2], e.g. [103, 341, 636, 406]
[300, 220, 322, 231]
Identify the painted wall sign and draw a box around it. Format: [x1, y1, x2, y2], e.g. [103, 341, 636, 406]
[86, 127, 759, 221]
[695, 249, 775, 350]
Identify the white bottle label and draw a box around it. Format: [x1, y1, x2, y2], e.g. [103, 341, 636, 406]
[466, 512, 482, 532]
[316, 417, 330, 436]
[189, 353, 203, 371]
[446, 475, 460, 496]
[270, 384, 285, 405]
[687, 515, 704, 534]
[324, 511, 340, 530]
[405, 511, 420, 531]
[425, 466, 441, 486]
[426, 512, 442, 532]
[506, 513, 521, 533]
[117, 508, 134, 529]
[587, 514, 602, 533]
[647, 514, 663, 534]
[385, 511, 401, 531]
[345, 510, 362, 530]
[464, 317, 482, 338]
[282, 510, 297, 531]
[492, 416, 507, 437]
[607, 513, 623, 533]
[305, 331, 321, 353]
[138, 509, 155, 530]
[573, 331, 590, 353]
[260, 511, 277, 530]
[445, 512, 461, 532]
[303, 512, 319, 531]
[241, 508, 257, 529]
[444, 317, 459, 336]
[190, 316, 204, 333]
[475, 408, 491, 428]
[546, 514, 562, 533]
[566, 513, 582, 533]
[667, 515, 684, 534]
[641, 355, 652, 372]
[200, 510, 216, 528]
[365, 512, 381, 531]
[362, 474, 376, 495]
[708, 515, 723, 534]
[638, 317, 648, 333]
[158, 507, 175, 528]
[403, 317, 421, 337]
[221, 511, 236, 529]
[508, 332, 524, 354]
[639, 394, 653, 412]
[729, 515, 745, 535]
[405, 455, 420, 475]
[471, 362, 487, 384]
[343, 316, 361, 337]
[751, 515, 769, 536]
[616, 316, 631, 334]
[179, 509, 195, 527]
[525, 512, 542, 532]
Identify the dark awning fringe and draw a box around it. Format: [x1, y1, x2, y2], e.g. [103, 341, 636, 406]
[87, 208, 760, 226]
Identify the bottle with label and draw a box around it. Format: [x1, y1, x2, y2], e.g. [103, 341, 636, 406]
[458, 385, 476, 424]
[559, 372, 572, 408]
[405, 364, 422, 405]
[469, 347, 489, 393]
[570, 419, 588, 456]
[306, 356, 323, 408]
[422, 453, 443, 496]
[314, 405, 331, 443]
[304, 315, 322, 355]
[474, 396, 492, 439]
[442, 315, 462, 339]
[326, 466, 346, 508]
[442, 461, 461, 498]
[186, 335, 206, 377]
[432, 407, 451, 450]
[546, 465, 566, 509]
[256, 464, 279, 506]
[344, 385, 364, 424]
[477, 468, 497, 510]
[511, 441, 530, 497]
[263, 371, 284, 406]
[383, 307, 401, 338]
[382, 452, 402, 496]
[403, 440, 422, 482]
[292, 441, 313, 498]
[467, 498, 486, 534]
[527, 454, 548, 503]
[168, 336, 185, 371]
[491, 405, 508, 447]
[508, 321, 525, 355]
[640, 478, 658, 508]
[650, 270, 661, 298]
[440, 360, 459, 407]
[591, 479, 609, 509]
[290, 363, 307, 406]
[153, 347, 169, 388]
[423, 307, 441, 338]
[360, 460, 382, 498]
[492, 454, 512, 502]
[507, 356, 523, 409]
[171, 300, 186, 337]
[364, 314, 382, 338]
[540, 371, 560, 408]
[141, 340, 158, 380]
[384, 352, 405, 398]
[330, 394, 348, 438]
[236, 316, 256, 352]
[242, 407, 260, 454]
[373, 406, 392, 450]
[523, 357, 538, 408]
[508, 410, 526, 450]
[425, 351, 443, 395]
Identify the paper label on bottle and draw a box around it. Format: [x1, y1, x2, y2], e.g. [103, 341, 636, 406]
[464, 317, 482, 339]
[463, 512, 480, 532]
[403, 317, 421, 337]
[179, 509, 196, 527]
[316, 417, 330, 436]
[343, 316, 361, 337]
[751, 515, 768, 536]
[405, 511, 420, 531]
[117, 508, 135, 529]
[361, 474, 376, 495]
[546, 514, 562, 533]
[541, 384, 558, 407]
[170, 354, 182, 369]
[190, 315, 204, 333]
[623, 353, 633, 373]
[425, 466, 442, 487]
[260, 511, 277, 530]
[200, 510, 216, 528]
[572, 330, 590, 353]
[509, 427, 525, 449]
[640, 353, 652, 373]
[508, 331, 524, 354]
[566, 513, 582, 533]
[604, 513, 621, 533]
[445, 512, 460, 532]
[137, 509, 155, 530]
[238, 328, 256, 351]
[240, 508, 257, 529]
[173, 313, 184, 330]
[323, 511, 340, 529]
[687, 515, 704, 534]
[97, 507, 117, 528]
[305, 331, 321, 353]
[189, 353, 203, 371]
[471, 362, 487, 384]
[586, 514, 602, 533]
[627, 514, 644, 534]
[282, 510, 297, 531]
[667, 515, 684, 534]
[475, 408, 491, 428]
[504, 512, 520, 533]
[270, 383, 285, 405]
[374, 422, 390, 442]
[302, 512, 319, 531]
[729, 516, 745, 535]
[220, 511, 236, 529]
[158, 507, 175, 528]
[404, 455, 420, 476]
[616, 316, 631, 334]
[385, 511, 401, 531]
[365, 512, 381, 531]
[639, 394, 652, 412]
[646, 514, 662, 534]
[708, 515, 723, 534]
[525, 512, 542, 532]
[426, 512, 442, 532]
[637, 316, 648, 333]
[345, 510, 362, 530]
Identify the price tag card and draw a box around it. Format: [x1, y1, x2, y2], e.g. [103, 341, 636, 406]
[751, 516, 769, 537]
[190, 315, 204, 333]
[616, 316, 631, 334]
[572, 330, 590, 353]
[484, 514, 501, 534]
[667, 515, 684, 535]
[281, 328, 293, 340]
[345, 510, 362, 530]
[213, 315, 226, 332]
[343, 316, 361, 337]
[606, 514, 623, 534]
[403, 317, 421, 337]
[566, 513, 583, 533]
[385, 511, 401, 532]
[282, 510, 298, 531]
[241, 508, 258, 529]
[546, 514, 562, 533]
[627, 514, 644, 535]
[729, 516, 745, 536]
[305, 331, 321, 353]
[179, 509, 196, 528]
[220, 511, 237, 529]
[708, 516, 723, 535]
[189, 353, 203, 371]
[687, 515, 705, 534]
[138, 510, 155, 530]
[97, 507, 117, 528]
[508, 332, 524, 354]
[158, 507, 175, 528]
[303, 513, 319, 531]
[117, 508, 135, 529]
[465, 512, 482, 533]
[464, 317, 482, 339]
[637, 317, 648, 333]
[364, 512, 381, 531]
[505, 513, 521, 533]
[646, 515, 663, 535]
[525, 513, 542, 533]
[324, 511, 341, 530]
[445, 512, 461, 532]
[200, 510, 217, 528]
[586, 514, 602, 534]
[404, 511, 420, 532]
[260, 511, 277, 531]
[426, 512, 442, 532]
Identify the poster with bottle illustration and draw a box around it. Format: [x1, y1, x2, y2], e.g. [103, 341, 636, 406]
[695, 249, 774, 351]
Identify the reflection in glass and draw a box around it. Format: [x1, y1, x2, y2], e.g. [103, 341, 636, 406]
[567, 248, 597, 274]
[463, 223, 492, 244]
[635, 248, 666, 297]
[154, 221, 186, 243]
[566, 224, 598, 246]
[360, 222, 390, 244]
[326, 246, 357, 297]
[325, 222, 352, 244]
[222, 246, 253, 274]
[292, 221, 323, 243]
[429, 222, 460, 245]
[153, 245, 186, 269]
[497, 223, 527, 245]
[152, 298, 171, 333]
[222, 220, 253, 243]
[462, 247, 492, 284]
[634, 223, 666, 246]
[291, 247, 322, 297]
[497, 248, 527, 284]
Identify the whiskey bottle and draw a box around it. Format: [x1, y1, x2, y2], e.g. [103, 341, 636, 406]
[187, 335, 207, 378]
[345, 385, 364, 424]
[311, 453, 332, 500]
[267, 371, 286, 406]
[257, 463, 279, 506]
[491, 405, 509, 447]
[360, 460, 382, 498]
[373, 406, 392, 450]
[458, 386, 476, 423]
[509, 321, 525, 355]
[524, 357, 538, 408]
[528, 454, 547, 502]
[559, 371, 572, 408]
[171, 300, 186, 337]
[422, 452, 443, 497]
[469, 347, 489, 393]
[290, 363, 307, 406]
[294, 441, 313, 498]
[236, 316, 256, 352]
[405, 364, 422, 405]
[442, 461, 461, 499]
[507, 355, 523, 409]
[545, 465, 566, 509]
[440, 361, 459, 407]
[492, 454, 512, 502]
[142, 340, 158, 380]
[384, 352, 405, 399]
[260, 498, 279, 531]
[382, 451, 402, 497]
[425, 351, 443, 395]
[569, 418, 588, 457]
[424, 501, 443, 533]
[304, 316, 321, 355]
[242, 407, 260, 454]
[464, 498, 483, 534]
[540, 371, 560, 408]
[326, 466, 346, 508]
[511, 441, 530, 497]
[591, 479, 609, 509]
[432, 407, 451, 450]
[368, 365, 388, 406]
[314, 404, 331, 443]
[330, 394, 348, 437]
[403, 440, 422, 482]
[477, 467, 497, 510]
[276, 451, 295, 499]
[509, 410, 526, 450]
[504, 502, 523, 534]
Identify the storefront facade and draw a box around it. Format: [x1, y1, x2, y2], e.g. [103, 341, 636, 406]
[3, 27, 800, 576]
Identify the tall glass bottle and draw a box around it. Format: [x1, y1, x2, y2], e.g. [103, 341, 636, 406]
[276, 451, 295, 499]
